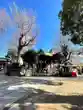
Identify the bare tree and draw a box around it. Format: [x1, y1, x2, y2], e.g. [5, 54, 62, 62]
[0, 9, 12, 34]
[0, 3, 38, 64]
[9, 3, 38, 60]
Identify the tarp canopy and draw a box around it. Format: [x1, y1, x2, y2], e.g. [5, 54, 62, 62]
[44, 52, 53, 56]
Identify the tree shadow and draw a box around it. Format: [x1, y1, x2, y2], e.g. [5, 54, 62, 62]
[20, 78, 63, 86]
[3, 87, 83, 110]
[1, 76, 82, 110]
[62, 104, 83, 110]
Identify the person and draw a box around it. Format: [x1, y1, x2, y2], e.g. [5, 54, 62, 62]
[18, 56, 26, 76]
[18, 56, 23, 66]
[72, 66, 78, 77]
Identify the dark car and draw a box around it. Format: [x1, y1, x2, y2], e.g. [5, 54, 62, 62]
[5, 62, 26, 76]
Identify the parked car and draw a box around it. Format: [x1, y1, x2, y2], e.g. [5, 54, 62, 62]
[5, 62, 26, 76]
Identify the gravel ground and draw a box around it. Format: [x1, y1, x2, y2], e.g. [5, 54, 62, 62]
[0, 75, 83, 110]
[8, 76, 83, 110]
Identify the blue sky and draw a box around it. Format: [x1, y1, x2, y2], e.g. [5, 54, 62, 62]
[0, 0, 62, 56]
[0, 0, 81, 57]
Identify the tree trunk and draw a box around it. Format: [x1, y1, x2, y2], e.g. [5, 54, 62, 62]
[17, 46, 22, 63]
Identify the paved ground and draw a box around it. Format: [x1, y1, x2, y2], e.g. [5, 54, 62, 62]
[0, 75, 83, 109]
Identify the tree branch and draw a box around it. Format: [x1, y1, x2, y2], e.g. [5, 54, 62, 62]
[24, 36, 36, 46]
[64, 51, 72, 62]
[22, 19, 33, 37]
[23, 28, 38, 46]
[19, 21, 33, 46]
